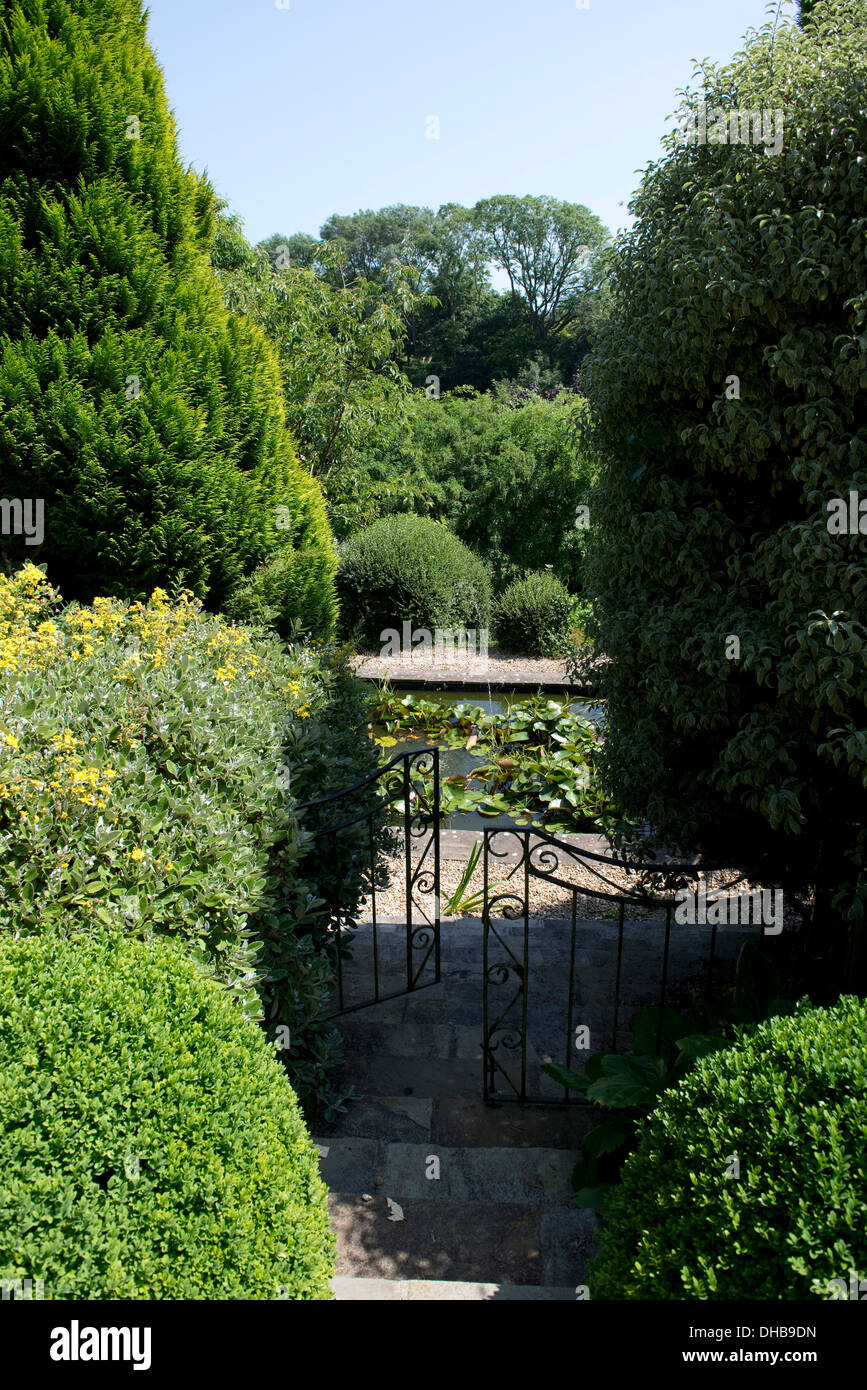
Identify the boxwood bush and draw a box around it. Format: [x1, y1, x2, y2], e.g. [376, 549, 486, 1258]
[590, 997, 867, 1300]
[0, 933, 334, 1300]
[337, 515, 492, 646]
[0, 563, 379, 1115]
[494, 570, 574, 656]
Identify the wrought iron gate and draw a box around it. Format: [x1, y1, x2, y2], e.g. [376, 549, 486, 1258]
[297, 747, 441, 1016]
[481, 826, 774, 1105]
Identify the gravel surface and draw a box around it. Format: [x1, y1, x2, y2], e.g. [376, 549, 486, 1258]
[359, 848, 800, 926]
[353, 647, 580, 687]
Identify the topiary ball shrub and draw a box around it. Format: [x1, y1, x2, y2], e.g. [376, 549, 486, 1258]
[0, 933, 335, 1300]
[337, 515, 491, 646]
[590, 997, 867, 1300]
[494, 570, 574, 656]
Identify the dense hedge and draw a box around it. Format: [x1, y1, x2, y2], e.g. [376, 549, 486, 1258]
[590, 998, 867, 1300]
[331, 389, 595, 591]
[580, 0, 867, 936]
[0, 0, 337, 633]
[494, 571, 574, 656]
[0, 933, 335, 1299]
[0, 564, 378, 1113]
[337, 515, 492, 645]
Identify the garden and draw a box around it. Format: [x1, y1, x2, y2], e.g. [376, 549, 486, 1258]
[0, 0, 865, 1314]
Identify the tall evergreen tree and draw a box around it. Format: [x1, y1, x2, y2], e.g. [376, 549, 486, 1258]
[582, 0, 867, 984]
[0, 0, 336, 631]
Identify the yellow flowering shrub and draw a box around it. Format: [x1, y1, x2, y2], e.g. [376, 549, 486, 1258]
[0, 564, 378, 1112]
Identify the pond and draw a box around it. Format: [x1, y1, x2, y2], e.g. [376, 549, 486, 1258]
[365, 685, 608, 832]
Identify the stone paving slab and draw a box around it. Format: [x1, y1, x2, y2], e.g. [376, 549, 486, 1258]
[335, 1020, 484, 1061]
[313, 1137, 382, 1192]
[352, 650, 582, 690]
[327, 1193, 543, 1284]
[316, 1138, 579, 1208]
[314, 1096, 433, 1144]
[376, 1142, 578, 1206]
[339, 1053, 481, 1099]
[431, 1098, 594, 1150]
[319, 1093, 594, 1150]
[331, 1277, 579, 1300]
[540, 1206, 601, 1286]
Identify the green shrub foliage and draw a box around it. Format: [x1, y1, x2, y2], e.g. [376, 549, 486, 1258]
[494, 570, 574, 656]
[0, 0, 336, 632]
[0, 569, 377, 1114]
[332, 389, 595, 591]
[0, 933, 335, 1299]
[582, 1, 867, 929]
[590, 997, 867, 1300]
[337, 515, 492, 645]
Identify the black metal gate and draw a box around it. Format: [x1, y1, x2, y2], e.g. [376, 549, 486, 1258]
[481, 827, 775, 1105]
[297, 747, 441, 1016]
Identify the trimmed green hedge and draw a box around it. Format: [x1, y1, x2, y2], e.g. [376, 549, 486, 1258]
[494, 570, 574, 656]
[590, 998, 867, 1300]
[0, 934, 335, 1300]
[337, 515, 491, 646]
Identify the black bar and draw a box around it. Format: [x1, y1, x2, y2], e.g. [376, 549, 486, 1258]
[483, 829, 491, 1103]
[521, 834, 529, 1103]
[656, 904, 673, 1053]
[613, 900, 625, 1050]
[433, 748, 441, 984]
[565, 890, 578, 1102]
[403, 756, 413, 993]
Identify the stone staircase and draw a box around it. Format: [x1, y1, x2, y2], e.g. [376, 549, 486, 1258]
[313, 914, 749, 1300]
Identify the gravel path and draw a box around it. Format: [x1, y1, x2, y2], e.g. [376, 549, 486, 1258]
[353, 647, 582, 687]
[359, 844, 799, 926]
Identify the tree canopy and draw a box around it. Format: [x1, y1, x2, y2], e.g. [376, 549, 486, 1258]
[0, 0, 336, 632]
[263, 195, 611, 393]
[580, 0, 867, 974]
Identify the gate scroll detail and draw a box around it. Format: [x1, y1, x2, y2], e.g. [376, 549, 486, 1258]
[482, 826, 773, 1106]
[297, 747, 441, 1017]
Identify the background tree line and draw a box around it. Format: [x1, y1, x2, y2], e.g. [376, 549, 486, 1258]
[258, 195, 610, 395]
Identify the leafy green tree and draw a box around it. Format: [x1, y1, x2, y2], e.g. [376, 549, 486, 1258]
[0, 0, 335, 630]
[472, 194, 609, 342]
[336, 388, 595, 590]
[581, 0, 867, 983]
[259, 231, 320, 271]
[281, 199, 610, 392]
[320, 204, 439, 289]
[212, 214, 418, 480]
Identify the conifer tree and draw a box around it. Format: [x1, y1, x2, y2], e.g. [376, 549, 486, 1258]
[0, 0, 336, 632]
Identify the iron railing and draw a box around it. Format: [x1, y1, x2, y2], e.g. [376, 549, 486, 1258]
[481, 826, 780, 1104]
[297, 747, 441, 1016]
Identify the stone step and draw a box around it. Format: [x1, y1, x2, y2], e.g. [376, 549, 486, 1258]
[313, 1138, 579, 1206]
[313, 1094, 595, 1149]
[330, 991, 631, 1079]
[431, 1097, 594, 1149]
[338, 1051, 482, 1099]
[326, 1193, 598, 1286]
[335, 1019, 484, 1060]
[331, 1276, 579, 1301]
[334, 1016, 582, 1084]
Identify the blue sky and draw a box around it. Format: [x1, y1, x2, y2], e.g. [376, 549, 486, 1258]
[145, 0, 792, 246]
